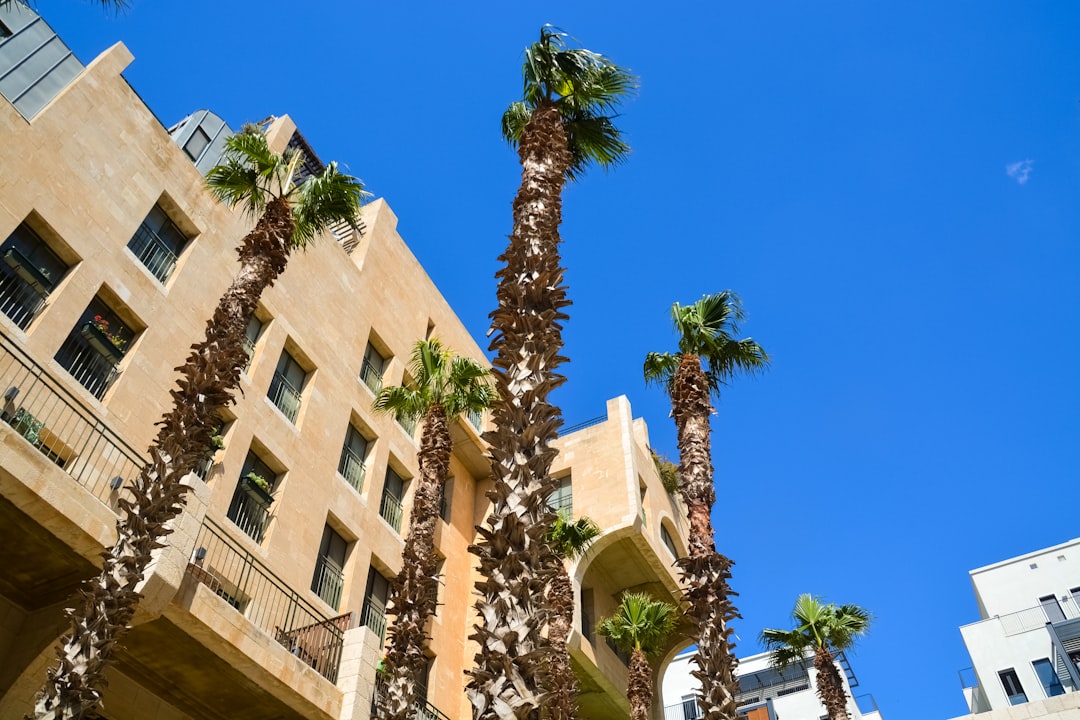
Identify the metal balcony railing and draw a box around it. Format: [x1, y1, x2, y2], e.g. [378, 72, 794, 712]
[338, 445, 366, 492]
[663, 700, 703, 720]
[397, 413, 416, 437]
[561, 415, 606, 435]
[0, 251, 48, 329]
[185, 518, 349, 683]
[311, 556, 344, 611]
[360, 358, 382, 393]
[226, 483, 272, 543]
[127, 223, 178, 283]
[965, 599, 1080, 636]
[267, 371, 301, 423]
[54, 326, 122, 400]
[466, 408, 483, 431]
[380, 490, 403, 532]
[371, 691, 451, 720]
[241, 334, 256, 369]
[0, 328, 145, 508]
[361, 595, 387, 642]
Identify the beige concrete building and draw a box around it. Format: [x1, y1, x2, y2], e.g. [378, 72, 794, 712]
[0, 5, 689, 719]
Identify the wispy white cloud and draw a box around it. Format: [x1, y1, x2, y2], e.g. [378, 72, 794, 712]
[1006, 159, 1034, 185]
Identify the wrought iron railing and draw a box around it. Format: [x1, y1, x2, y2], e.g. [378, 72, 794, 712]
[227, 483, 272, 543]
[0, 250, 48, 329]
[380, 489, 403, 532]
[360, 358, 383, 393]
[185, 518, 349, 683]
[361, 595, 387, 642]
[267, 371, 301, 423]
[311, 556, 344, 611]
[54, 325, 122, 400]
[338, 445, 366, 492]
[561, 415, 606, 435]
[371, 691, 451, 720]
[0, 328, 145, 508]
[127, 223, 178, 283]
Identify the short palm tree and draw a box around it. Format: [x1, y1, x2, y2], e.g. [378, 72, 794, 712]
[372, 339, 494, 720]
[544, 512, 601, 720]
[597, 592, 678, 720]
[643, 291, 768, 720]
[30, 127, 364, 720]
[468, 26, 635, 720]
[760, 595, 872, 720]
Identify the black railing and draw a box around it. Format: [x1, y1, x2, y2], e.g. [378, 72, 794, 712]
[311, 556, 344, 611]
[380, 490, 403, 532]
[186, 518, 349, 683]
[0, 328, 145, 508]
[361, 595, 387, 642]
[338, 445, 366, 492]
[360, 358, 382, 393]
[227, 481, 272, 543]
[268, 371, 301, 423]
[54, 324, 124, 400]
[127, 223, 178, 283]
[0, 250, 48, 329]
[561, 415, 606, 435]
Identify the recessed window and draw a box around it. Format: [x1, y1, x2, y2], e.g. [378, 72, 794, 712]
[440, 477, 452, 522]
[999, 668, 1027, 706]
[242, 315, 263, 371]
[360, 340, 387, 393]
[380, 468, 406, 532]
[268, 348, 310, 424]
[127, 204, 188, 283]
[54, 297, 136, 400]
[183, 126, 211, 162]
[338, 423, 370, 492]
[0, 222, 67, 329]
[1039, 595, 1065, 623]
[547, 476, 572, 516]
[311, 525, 348, 611]
[227, 450, 277, 543]
[1032, 658, 1065, 698]
[661, 524, 679, 558]
[361, 565, 390, 641]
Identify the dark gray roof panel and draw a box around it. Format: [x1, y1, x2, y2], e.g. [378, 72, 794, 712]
[0, 2, 84, 120]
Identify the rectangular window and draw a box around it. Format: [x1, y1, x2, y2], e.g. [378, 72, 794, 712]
[311, 525, 347, 611]
[227, 451, 276, 543]
[999, 668, 1027, 705]
[242, 315, 262, 370]
[360, 341, 387, 393]
[380, 468, 405, 532]
[1033, 658, 1066, 698]
[0, 20, 11, 39]
[439, 477, 452, 522]
[127, 205, 187, 283]
[0, 222, 66, 329]
[547, 476, 572, 516]
[361, 566, 390, 641]
[1040, 595, 1065, 623]
[681, 695, 700, 720]
[183, 126, 211, 162]
[661, 524, 679, 558]
[338, 424, 369, 492]
[54, 298, 134, 400]
[268, 349, 306, 423]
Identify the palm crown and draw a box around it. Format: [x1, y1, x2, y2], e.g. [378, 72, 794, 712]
[547, 511, 600, 561]
[760, 594, 872, 670]
[644, 290, 770, 396]
[373, 339, 495, 425]
[501, 25, 637, 180]
[206, 127, 366, 246]
[598, 592, 679, 656]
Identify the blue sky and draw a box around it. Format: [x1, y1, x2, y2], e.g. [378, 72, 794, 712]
[39, 2, 1080, 718]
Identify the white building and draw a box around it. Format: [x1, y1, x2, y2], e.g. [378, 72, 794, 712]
[952, 538, 1080, 719]
[661, 648, 883, 720]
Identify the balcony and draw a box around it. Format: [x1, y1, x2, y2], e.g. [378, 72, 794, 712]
[227, 476, 273, 543]
[467, 407, 483, 431]
[338, 445, 366, 492]
[379, 488, 403, 532]
[360, 357, 382, 393]
[127, 222, 178, 283]
[397, 413, 416, 437]
[0, 327, 144, 506]
[267, 371, 301, 423]
[54, 324, 124, 399]
[185, 518, 350, 683]
[372, 691, 451, 720]
[0, 247, 50, 329]
[360, 594, 387, 642]
[311, 556, 344, 611]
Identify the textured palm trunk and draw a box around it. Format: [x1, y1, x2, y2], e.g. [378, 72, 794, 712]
[545, 562, 578, 720]
[627, 648, 652, 720]
[467, 100, 572, 720]
[378, 405, 451, 720]
[30, 197, 295, 720]
[671, 353, 740, 720]
[814, 646, 849, 720]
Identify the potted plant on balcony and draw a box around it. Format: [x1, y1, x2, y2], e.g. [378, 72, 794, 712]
[240, 471, 274, 505]
[81, 315, 128, 361]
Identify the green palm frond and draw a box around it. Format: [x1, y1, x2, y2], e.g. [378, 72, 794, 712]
[643, 352, 678, 393]
[372, 384, 427, 424]
[563, 112, 631, 180]
[761, 594, 872, 670]
[501, 101, 531, 145]
[547, 511, 601, 560]
[373, 339, 494, 426]
[291, 161, 366, 246]
[597, 592, 678, 656]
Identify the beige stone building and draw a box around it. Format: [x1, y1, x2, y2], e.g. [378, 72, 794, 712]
[0, 5, 689, 720]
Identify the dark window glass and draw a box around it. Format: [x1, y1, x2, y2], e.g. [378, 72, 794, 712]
[338, 424, 368, 491]
[54, 298, 134, 399]
[547, 476, 572, 516]
[268, 349, 305, 422]
[0, 223, 66, 328]
[1040, 595, 1065, 623]
[183, 127, 211, 162]
[999, 669, 1027, 705]
[311, 525, 347, 610]
[661, 524, 679, 558]
[242, 315, 262, 368]
[1033, 658, 1065, 698]
[127, 205, 186, 282]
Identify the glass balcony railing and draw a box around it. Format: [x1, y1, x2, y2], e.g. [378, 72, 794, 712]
[127, 223, 178, 283]
[338, 445, 366, 492]
[268, 371, 301, 423]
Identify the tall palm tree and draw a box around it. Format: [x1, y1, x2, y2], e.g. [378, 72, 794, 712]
[372, 339, 494, 720]
[643, 291, 768, 720]
[760, 595, 872, 720]
[544, 512, 601, 720]
[597, 592, 678, 720]
[30, 128, 364, 720]
[467, 26, 635, 720]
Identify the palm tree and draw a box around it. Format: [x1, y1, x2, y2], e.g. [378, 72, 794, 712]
[30, 127, 364, 720]
[643, 291, 768, 720]
[597, 592, 678, 720]
[760, 595, 872, 720]
[544, 512, 601, 720]
[372, 339, 494, 720]
[467, 26, 635, 720]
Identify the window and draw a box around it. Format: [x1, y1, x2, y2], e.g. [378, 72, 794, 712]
[361, 566, 390, 641]
[242, 315, 262, 370]
[439, 477, 452, 522]
[227, 451, 276, 543]
[54, 298, 134, 400]
[580, 588, 594, 642]
[183, 127, 211, 162]
[127, 205, 187, 283]
[681, 694, 701, 720]
[338, 424, 369, 492]
[547, 476, 572, 516]
[661, 524, 679, 558]
[268, 349, 307, 423]
[999, 668, 1027, 705]
[380, 468, 406, 532]
[1040, 595, 1065, 623]
[418, 656, 434, 703]
[360, 341, 387, 393]
[0, 222, 67, 329]
[1033, 658, 1065, 698]
[311, 525, 347, 610]
[0, 20, 11, 39]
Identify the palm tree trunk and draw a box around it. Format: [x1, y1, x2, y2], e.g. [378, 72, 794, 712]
[30, 197, 295, 720]
[627, 648, 652, 720]
[545, 562, 578, 720]
[468, 100, 572, 720]
[671, 353, 740, 720]
[814, 646, 849, 720]
[378, 405, 451, 720]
